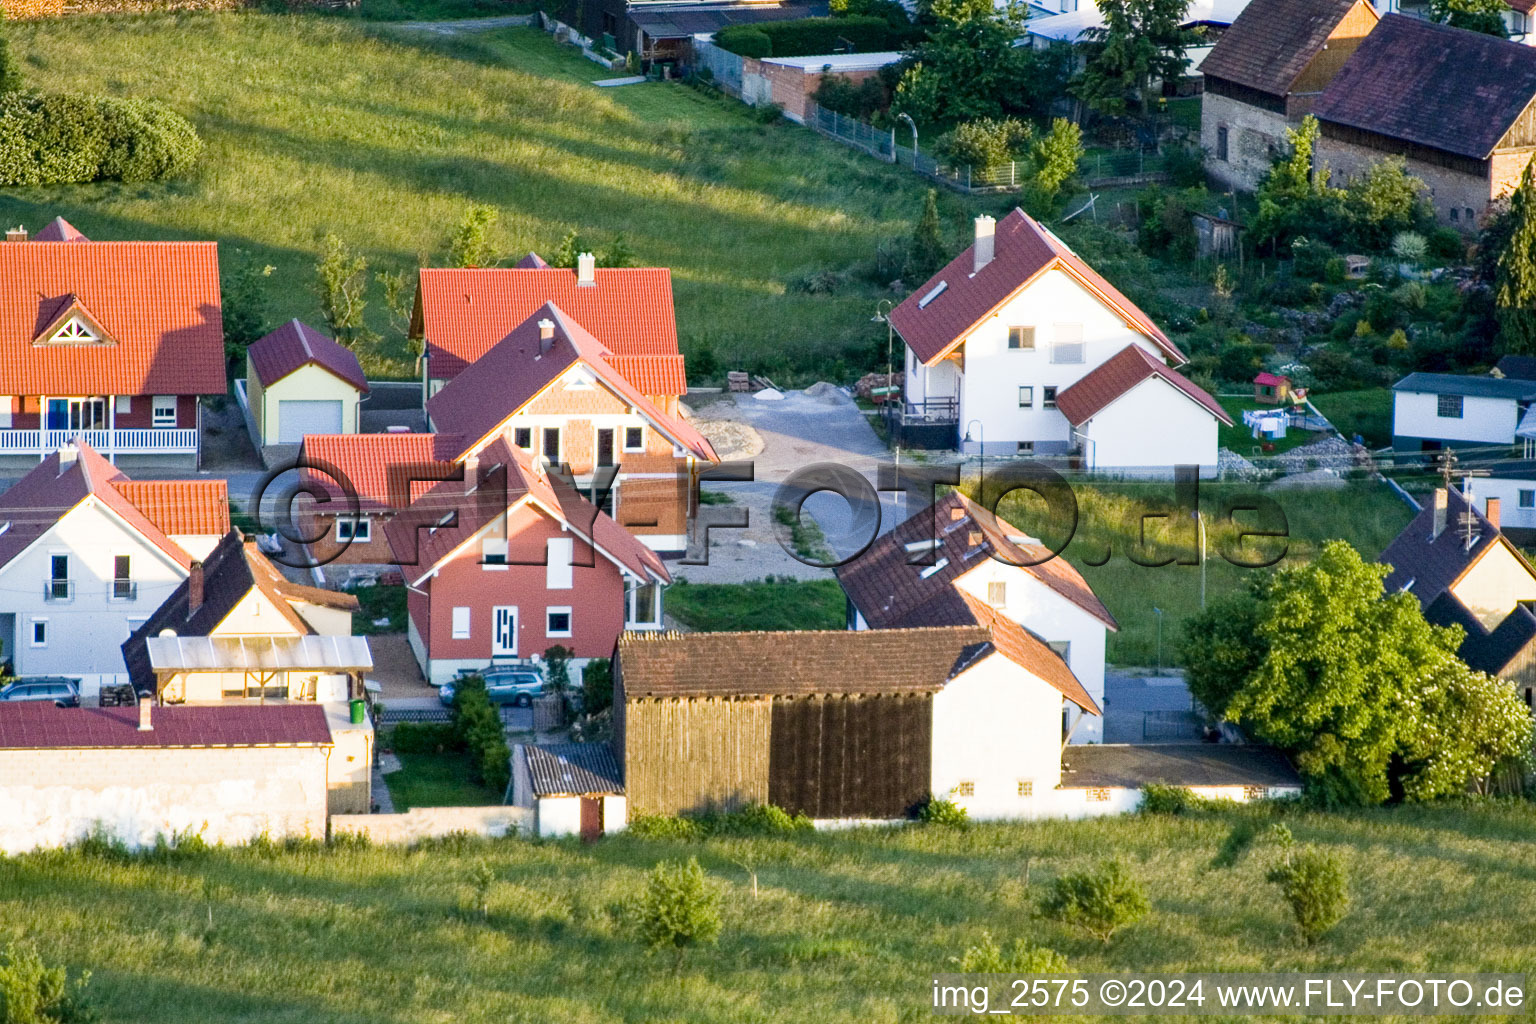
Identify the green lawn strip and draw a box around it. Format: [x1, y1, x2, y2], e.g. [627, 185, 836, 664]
[384, 750, 501, 809]
[353, 584, 408, 635]
[665, 579, 845, 632]
[1311, 388, 1395, 448]
[1215, 396, 1325, 458]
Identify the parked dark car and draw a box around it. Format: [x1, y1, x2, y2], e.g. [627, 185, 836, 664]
[439, 667, 546, 708]
[0, 678, 81, 707]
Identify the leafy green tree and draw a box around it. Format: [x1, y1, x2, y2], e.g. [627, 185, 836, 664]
[1039, 858, 1149, 944]
[0, 14, 25, 96]
[1342, 157, 1429, 250]
[582, 656, 614, 715]
[634, 858, 722, 973]
[1267, 833, 1349, 944]
[603, 232, 636, 269]
[1075, 0, 1192, 115]
[447, 204, 500, 268]
[1252, 116, 1348, 254]
[0, 941, 96, 1024]
[1496, 162, 1536, 355]
[906, 189, 947, 280]
[937, 117, 1032, 170]
[1429, 0, 1507, 36]
[375, 267, 415, 348]
[543, 644, 570, 695]
[1031, 117, 1084, 203]
[552, 228, 588, 270]
[220, 251, 274, 366]
[314, 234, 374, 349]
[1181, 541, 1534, 805]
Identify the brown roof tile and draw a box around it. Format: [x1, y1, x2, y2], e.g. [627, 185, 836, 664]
[248, 319, 369, 393]
[1314, 14, 1536, 160]
[0, 702, 331, 749]
[1200, 0, 1373, 96]
[889, 209, 1183, 366]
[1054, 343, 1232, 426]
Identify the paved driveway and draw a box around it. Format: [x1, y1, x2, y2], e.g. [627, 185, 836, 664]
[1102, 670, 1204, 744]
[685, 388, 908, 583]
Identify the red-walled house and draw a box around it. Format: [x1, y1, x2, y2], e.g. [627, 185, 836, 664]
[385, 437, 669, 685]
[0, 218, 225, 469]
[425, 302, 716, 553]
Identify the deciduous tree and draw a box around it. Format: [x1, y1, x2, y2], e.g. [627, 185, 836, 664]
[314, 234, 374, 349]
[1429, 0, 1507, 37]
[447, 203, 500, 268]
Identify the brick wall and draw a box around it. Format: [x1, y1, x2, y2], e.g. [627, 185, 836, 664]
[1202, 91, 1293, 192]
[0, 745, 329, 853]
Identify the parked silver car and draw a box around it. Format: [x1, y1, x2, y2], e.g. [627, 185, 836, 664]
[0, 678, 81, 707]
[440, 667, 546, 708]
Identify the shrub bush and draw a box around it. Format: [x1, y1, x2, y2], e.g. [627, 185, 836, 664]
[936, 117, 1032, 170]
[627, 814, 707, 841]
[625, 803, 812, 840]
[0, 90, 200, 186]
[717, 15, 915, 57]
[956, 933, 1069, 973]
[1140, 784, 1204, 815]
[451, 676, 511, 795]
[1268, 844, 1349, 944]
[389, 721, 461, 754]
[716, 26, 772, 58]
[632, 857, 722, 972]
[1039, 858, 1150, 944]
[582, 657, 614, 716]
[0, 940, 96, 1024]
[914, 796, 969, 827]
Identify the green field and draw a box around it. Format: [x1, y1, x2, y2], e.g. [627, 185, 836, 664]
[1215, 396, 1323, 457]
[6, 802, 1536, 1022]
[384, 750, 502, 809]
[1, 14, 972, 380]
[1313, 389, 1395, 449]
[666, 579, 845, 632]
[997, 479, 1415, 665]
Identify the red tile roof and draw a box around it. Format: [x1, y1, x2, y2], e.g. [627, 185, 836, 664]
[0, 442, 198, 571]
[300, 433, 452, 513]
[109, 479, 231, 537]
[957, 591, 1101, 714]
[248, 319, 369, 393]
[385, 437, 669, 586]
[425, 303, 716, 463]
[33, 217, 89, 242]
[0, 702, 331, 749]
[1253, 371, 1289, 386]
[515, 252, 550, 269]
[1055, 344, 1232, 426]
[414, 266, 682, 391]
[889, 209, 1185, 366]
[836, 490, 1117, 632]
[0, 240, 225, 395]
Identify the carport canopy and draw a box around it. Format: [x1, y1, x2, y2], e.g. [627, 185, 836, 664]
[146, 635, 374, 674]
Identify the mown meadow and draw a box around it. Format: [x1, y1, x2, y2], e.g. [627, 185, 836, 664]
[0, 14, 972, 379]
[4, 802, 1536, 1022]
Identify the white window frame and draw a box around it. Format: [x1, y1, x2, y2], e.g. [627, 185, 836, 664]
[512, 426, 534, 452]
[546, 537, 574, 590]
[482, 537, 508, 569]
[1018, 386, 1033, 408]
[1050, 323, 1085, 364]
[29, 618, 47, 647]
[1007, 326, 1036, 351]
[627, 581, 663, 629]
[987, 580, 1007, 606]
[1043, 386, 1059, 410]
[125, 616, 148, 640]
[152, 395, 177, 427]
[335, 517, 371, 544]
[451, 606, 471, 639]
[622, 425, 647, 452]
[546, 606, 573, 638]
[1436, 394, 1464, 419]
[50, 317, 98, 345]
[541, 426, 562, 463]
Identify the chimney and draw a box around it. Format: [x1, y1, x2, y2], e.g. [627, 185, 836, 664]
[1487, 497, 1501, 530]
[463, 453, 480, 495]
[187, 560, 204, 615]
[1431, 488, 1448, 540]
[138, 697, 153, 732]
[577, 252, 596, 286]
[6, 225, 26, 243]
[538, 317, 555, 355]
[973, 215, 996, 274]
[57, 444, 78, 476]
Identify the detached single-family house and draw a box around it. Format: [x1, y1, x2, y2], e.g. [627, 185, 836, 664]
[0, 701, 334, 854]
[1200, 0, 1379, 191]
[613, 624, 1100, 821]
[244, 320, 368, 446]
[121, 529, 373, 812]
[511, 741, 626, 839]
[889, 210, 1231, 475]
[385, 438, 671, 685]
[1313, 15, 1536, 229]
[0, 220, 225, 467]
[1390, 371, 1536, 456]
[0, 442, 228, 696]
[836, 490, 1117, 743]
[425, 302, 717, 553]
[298, 433, 453, 566]
[1380, 485, 1536, 709]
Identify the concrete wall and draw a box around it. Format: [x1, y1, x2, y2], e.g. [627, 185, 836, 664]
[1203, 90, 1292, 192]
[2, 495, 190, 694]
[929, 652, 1066, 820]
[0, 745, 329, 853]
[1076, 375, 1221, 476]
[1047, 782, 1303, 819]
[1392, 390, 1516, 445]
[533, 794, 626, 837]
[952, 562, 1108, 744]
[330, 805, 529, 843]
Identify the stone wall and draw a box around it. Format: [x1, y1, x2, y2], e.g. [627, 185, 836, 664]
[0, 746, 329, 854]
[331, 805, 530, 843]
[1316, 134, 1532, 230]
[1202, 91, 1292, 193]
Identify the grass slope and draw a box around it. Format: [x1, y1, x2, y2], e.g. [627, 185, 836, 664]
[2, 15, 969, 379]
[666, 579, 845, 632]
[6, 803, 1536, 1022]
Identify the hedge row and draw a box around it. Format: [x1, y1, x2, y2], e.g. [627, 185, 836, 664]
[715, 16, 919, 59]
[451, 677, 512, 796]
[0, 91, 202, 186]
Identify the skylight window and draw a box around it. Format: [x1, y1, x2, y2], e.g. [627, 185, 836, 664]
[917, 281, 948, 309]
[903, 539, 939, 554]
[919, 557, 950, 579]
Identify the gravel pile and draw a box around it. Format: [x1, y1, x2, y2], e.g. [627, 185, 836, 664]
[1274, 435, 1364, 474]
[1218, 447, 1264, 480]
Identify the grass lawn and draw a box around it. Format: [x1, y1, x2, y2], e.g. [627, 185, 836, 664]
[2, 14, 978, 381]
[1313, 388, 1395, 448]
[7, 801, 1536, 1021]
[353, 583, 408, 635]
[1215, 396, 1322, 457]
[666, 579, 845, 632]
[383, 750, 502, 809]
[996, 479, 1415, 666]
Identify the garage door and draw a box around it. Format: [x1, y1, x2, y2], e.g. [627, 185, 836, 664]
[277, 400, 342, 443]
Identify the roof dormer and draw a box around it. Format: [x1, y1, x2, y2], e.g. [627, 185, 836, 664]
[33, 295, 115, 347]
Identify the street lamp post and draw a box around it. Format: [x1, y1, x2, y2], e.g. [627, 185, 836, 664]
[896, 112, 918, 164]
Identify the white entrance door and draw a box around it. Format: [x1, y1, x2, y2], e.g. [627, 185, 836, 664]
[277, 399, 343, 443]
[491, 606, 517, 656]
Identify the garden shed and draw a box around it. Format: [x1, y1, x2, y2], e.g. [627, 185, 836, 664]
[245, 319, 368, 446]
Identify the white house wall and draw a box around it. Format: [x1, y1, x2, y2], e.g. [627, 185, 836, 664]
[3, 498, 189, 694]
[947, 267, 1171, 452]
[537, 795, 583, 837]
[930, 652, 1067, 820]
[952, 560, 1107, 743]
[1477, 480, 1536, 531]
[1077, 376, 1221, 477]
[1393, 391, 1517, 445]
